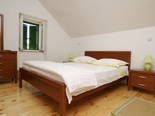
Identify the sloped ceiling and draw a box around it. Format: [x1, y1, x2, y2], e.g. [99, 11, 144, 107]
[39, 0, 155, 38]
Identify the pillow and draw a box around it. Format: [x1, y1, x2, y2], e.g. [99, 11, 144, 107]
[72, 56, 97, 64]
[92, 58, 129, 67]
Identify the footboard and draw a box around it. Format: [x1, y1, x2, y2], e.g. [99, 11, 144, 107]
[19, 68, 67, 116]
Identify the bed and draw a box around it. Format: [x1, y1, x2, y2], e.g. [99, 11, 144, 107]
[19, 51, 131, 116]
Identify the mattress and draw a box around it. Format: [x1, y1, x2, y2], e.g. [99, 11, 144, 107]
[22, 61, 128, 103]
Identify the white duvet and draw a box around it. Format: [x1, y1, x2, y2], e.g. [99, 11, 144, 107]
[23, 61, 128, 104]
[23, 61, 97, 103]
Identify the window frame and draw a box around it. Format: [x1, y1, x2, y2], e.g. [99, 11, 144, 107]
[19, 13, 46, 52]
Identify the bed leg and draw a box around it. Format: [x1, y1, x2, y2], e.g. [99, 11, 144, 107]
[59, 85, 67, 116]
[19, 68, 22, 88]
[60, 101, 66, 116]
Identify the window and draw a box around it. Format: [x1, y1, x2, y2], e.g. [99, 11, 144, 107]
[19, 13, 46, 51]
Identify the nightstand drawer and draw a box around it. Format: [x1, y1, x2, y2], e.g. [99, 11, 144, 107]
[0, 73, 15, 81]
[131, 73, 154, 83]
[131, 81, 154, 91]
[0, 54, 15, 59]
[0, 60, 15, 67]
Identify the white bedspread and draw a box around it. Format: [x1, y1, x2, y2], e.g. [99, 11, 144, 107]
[23, 61, 128, 104]
[23, 61, 97, 103]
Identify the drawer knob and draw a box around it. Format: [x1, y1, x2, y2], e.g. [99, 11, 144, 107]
[0, 63, 2, 65]
[0, 76, 3, 79]
[0, 55, 2, 57]
[138, 83, 146, 86]
[0, 70, 3, 71]
[139, 76, 146, 79]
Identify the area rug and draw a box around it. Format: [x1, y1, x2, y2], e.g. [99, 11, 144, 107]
[111, 96, 155, 116]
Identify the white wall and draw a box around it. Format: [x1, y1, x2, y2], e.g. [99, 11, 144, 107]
[0, 0, 71, 68]
[71, 27, 155, 70]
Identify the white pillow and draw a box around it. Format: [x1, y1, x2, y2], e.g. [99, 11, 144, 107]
[92, 58, 129, 67]
[72, 56, 97, 64]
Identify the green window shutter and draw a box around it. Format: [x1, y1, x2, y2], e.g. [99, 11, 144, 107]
[29, 25, 39, 50]
[23, 21, 39, 50]
[23, 24, 27, 49]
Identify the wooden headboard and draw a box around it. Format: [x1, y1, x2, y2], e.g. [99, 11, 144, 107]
[85, 51, 131, 69]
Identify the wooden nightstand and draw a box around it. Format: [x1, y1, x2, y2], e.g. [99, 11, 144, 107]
[128, 68, 155, 96]
[63, 61, 69, 63]
[63, 61, 73, 63]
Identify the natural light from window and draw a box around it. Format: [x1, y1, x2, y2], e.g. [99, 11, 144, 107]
[19, 13, 46, 52]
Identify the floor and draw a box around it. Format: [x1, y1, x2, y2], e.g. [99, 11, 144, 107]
[0, 80, 155, 116]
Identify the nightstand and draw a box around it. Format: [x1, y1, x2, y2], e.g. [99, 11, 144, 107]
[128, 68, 155, 96]
[63, 61, 73, 63]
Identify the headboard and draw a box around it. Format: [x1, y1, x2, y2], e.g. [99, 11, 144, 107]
[85, 51, 131, 69]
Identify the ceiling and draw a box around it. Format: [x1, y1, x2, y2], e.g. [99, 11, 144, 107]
[39, 0, 155, 38]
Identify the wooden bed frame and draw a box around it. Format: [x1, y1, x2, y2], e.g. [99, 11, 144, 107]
[19, 51, 131, 116]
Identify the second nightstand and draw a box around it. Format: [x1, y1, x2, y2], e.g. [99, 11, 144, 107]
[128, 69, 155, 96]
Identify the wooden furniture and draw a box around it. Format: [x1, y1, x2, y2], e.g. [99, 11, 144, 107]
[63, 61, 73, 63]
[19, 51, 131, 116]
[0, 51, 17, 83]
[62, 61, 69, 63]
[128, 69, 155, 96]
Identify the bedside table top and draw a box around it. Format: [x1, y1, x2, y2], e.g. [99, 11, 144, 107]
[63, 61, 73, 63]
[130, 68, 155, 75]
